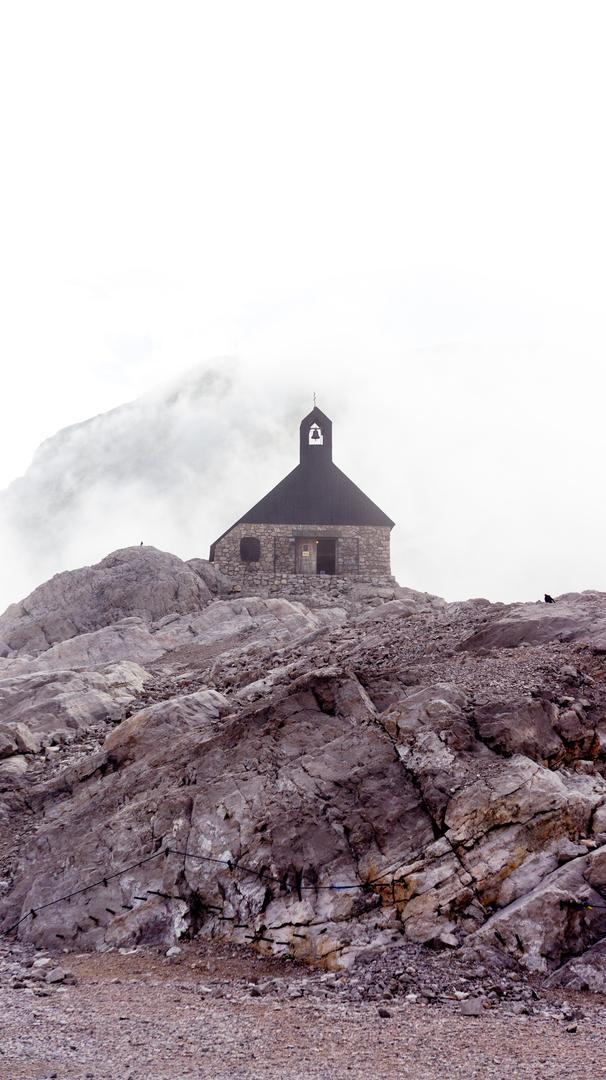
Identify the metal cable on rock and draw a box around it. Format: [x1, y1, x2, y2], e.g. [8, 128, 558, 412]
[0, 841, 412, 939]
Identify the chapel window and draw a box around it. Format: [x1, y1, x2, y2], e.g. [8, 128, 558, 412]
[240, 536, 261, 562]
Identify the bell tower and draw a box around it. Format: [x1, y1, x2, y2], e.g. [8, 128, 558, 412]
[299, 407, 333, 466]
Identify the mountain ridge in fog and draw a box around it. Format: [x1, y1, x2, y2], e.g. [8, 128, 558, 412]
[4, 349, 606, 613]
[0, 363, 313, 612]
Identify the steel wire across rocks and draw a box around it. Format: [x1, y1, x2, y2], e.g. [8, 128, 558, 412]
[0, 844, 416, 943]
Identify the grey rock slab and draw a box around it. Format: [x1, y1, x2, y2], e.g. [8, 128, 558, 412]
[546, 937, 606, 992]
[0, 546, 212, 656]
[11, 623, 168, 672]
[45, 968, 67, 983]
[460, 997, 483, 1016]
[458, 593, 606, 652]
[471, 848, 606, 973]
[0, 661, 150, 741]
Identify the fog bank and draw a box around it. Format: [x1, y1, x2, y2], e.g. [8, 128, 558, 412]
[2, 349, 606, 613]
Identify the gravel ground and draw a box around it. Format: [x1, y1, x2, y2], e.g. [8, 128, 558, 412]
[2, 941, 606, 1080]
[126, 596, 606, 720]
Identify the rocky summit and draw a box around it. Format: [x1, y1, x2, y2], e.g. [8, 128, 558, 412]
[2, 545, 606, 1018]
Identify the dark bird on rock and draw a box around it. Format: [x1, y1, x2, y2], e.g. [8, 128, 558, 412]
[544, 594, 556, 604]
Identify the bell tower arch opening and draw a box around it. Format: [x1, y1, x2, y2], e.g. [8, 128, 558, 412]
[308, 422, 323, 445]
[299, 407, 332, 463]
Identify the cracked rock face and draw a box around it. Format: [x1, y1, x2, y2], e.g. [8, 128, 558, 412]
[2, 554, 606, 990]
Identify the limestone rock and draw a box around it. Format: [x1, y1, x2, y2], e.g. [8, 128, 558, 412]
[0, 730, 17, 759]
[0, 546, 212, 656]
[458, 593, 606, 652]
[473, 699, 565, 764]
[355, 599, 424, 625]
[0, 756, 29, 777]
[591, 803, 606, 833]
[460, 997, 483, 1016]
[2, 549, 606, 987]
[186, 558, 234, 596]
[13, 724, 43, 755]
[0, 661, 150, 744]
[546, 938, 606, 992]
[472, 847, 606, 973]
[104, 687, 229, 763]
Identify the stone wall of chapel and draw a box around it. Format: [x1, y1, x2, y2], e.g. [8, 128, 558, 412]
[212, 522, 392, 578]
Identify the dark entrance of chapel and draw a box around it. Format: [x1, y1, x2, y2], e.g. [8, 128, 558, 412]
[294, 536, 337, 575]
[316, 537, 336, 575]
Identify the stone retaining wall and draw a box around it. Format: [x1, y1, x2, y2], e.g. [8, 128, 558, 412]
[227, 572, 397, 599]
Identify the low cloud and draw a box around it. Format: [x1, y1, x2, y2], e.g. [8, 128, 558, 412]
[2, 349, 606, 613]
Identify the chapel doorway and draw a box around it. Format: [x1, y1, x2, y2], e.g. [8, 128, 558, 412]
[295, 537, 337, 575]
[295, 538, 317, 574]
[316, 537, 336, 575]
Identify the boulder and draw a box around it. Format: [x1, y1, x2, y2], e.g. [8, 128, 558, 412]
[472, 846, 606, 973]
[473, 699, 565, 764]
[546, 937, 606, 992]
[0, 730, 17, 759]
[0, 756, 29, 777]
[0, 547, 212, 656]
[13, 723, 43, 755]
[186, 558, 234, 596]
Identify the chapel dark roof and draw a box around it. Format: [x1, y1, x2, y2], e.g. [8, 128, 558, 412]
[210, 407, 394, 557]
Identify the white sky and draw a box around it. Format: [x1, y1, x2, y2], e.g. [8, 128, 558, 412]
[1, 1, 606, 602]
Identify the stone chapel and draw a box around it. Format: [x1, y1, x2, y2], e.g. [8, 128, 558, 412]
[209, 407, 394, 581]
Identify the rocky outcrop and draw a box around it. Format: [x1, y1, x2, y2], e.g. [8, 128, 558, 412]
[2, 553, 606, 992]
[0, 580, 345, 782]
[0, 593, 343, 677]
[473, 844, 606, 974]
[0, 661, 149, 751]
[458, 593, 606, 653]
[2, 670, 435, 965]
[0, 547, 212, 657]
